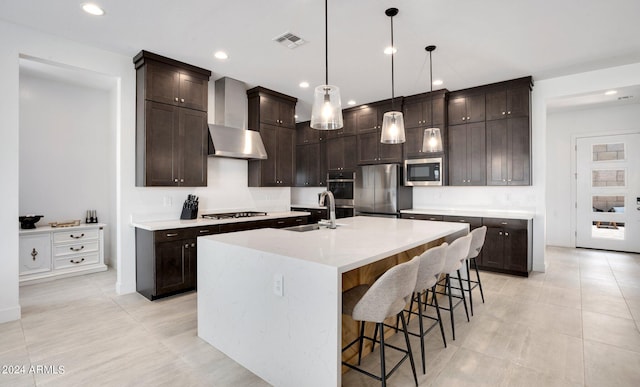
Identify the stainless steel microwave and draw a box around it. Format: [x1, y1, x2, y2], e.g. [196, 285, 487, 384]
[404, 158, 443, 186]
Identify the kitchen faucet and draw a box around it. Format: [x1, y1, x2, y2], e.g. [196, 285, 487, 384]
[319, 191, 337, 229]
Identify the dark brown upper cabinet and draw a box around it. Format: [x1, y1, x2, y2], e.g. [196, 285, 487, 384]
[326, 135, 357, 171]
[295, 121, 326, 187]
[325, 108, 357, 139]
[248, 87, 297, 129]
[485, 78, 532, 121]
[402, 90, 448, 158]
[296, 121, 320, 145]
[448, 122, 486, 186]
[353, 100, 403, 165]
[134, 50, 211, 187]
[486, 117, 530, 186]
[247, 87, 297, 187]
[448, 92, 485, 126]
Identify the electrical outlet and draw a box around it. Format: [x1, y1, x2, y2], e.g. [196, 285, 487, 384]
[273, 274, 284, 297]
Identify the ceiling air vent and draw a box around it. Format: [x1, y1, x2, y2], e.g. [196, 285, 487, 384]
[617, 95, 634, 100]
[273, 32, 306, 49]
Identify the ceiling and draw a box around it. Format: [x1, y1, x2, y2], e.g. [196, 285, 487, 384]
[3, 0, 640, 120]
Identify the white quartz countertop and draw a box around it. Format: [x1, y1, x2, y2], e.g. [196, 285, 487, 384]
[19, 222, 106, 235]
[199, 216, 468, 273]
[402, 208, 535, 220]
[131, 211, 310, 231]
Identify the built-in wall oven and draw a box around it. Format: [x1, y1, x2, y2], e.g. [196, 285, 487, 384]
[327, 170, 355, 218]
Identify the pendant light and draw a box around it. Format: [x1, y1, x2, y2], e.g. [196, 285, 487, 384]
[422, 45, 443, 153]
[310, 0, 343, 130]
[380, 7, 405, 144]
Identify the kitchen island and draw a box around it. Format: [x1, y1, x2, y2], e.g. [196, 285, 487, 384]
[197, 216, 468, 387]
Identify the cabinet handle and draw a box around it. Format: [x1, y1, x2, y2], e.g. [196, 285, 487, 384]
[296, 218, 303, 222]
[467, 116, 470, 120]
[191, 243, 196, 247]
[503, 179, 506, 182]
[166, 233, 179, 237]
[180, 178, 184, 183]
[507, 111, 511, 115]
[174, 179, 179, 183]
[502, 111, 506, 115]
[70, 258, 85, 264]
[199, 229, 210, 233]
[462, 117, 466, 121]
[277, 220, 285, 224]
[505, 232, 509, 236]
[184, 243, 189, 248]
[31, 248, 38, 261]
[459, 219, 466, 222]
[501, 222, 508, 225]
[70, 233, 85, 239]
[175, 97, 179, 102]
[70, 246, 85, 252]
[508, 179, 512, 182]
[181, 98, 185, 103]
[429, 218, 438, 221]
[499, 231, 503, 236]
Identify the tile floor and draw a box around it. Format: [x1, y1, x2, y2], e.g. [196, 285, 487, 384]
[1, 246, 639, 386]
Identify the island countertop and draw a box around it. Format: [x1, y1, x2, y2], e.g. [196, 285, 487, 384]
[199, 216, 468, 273]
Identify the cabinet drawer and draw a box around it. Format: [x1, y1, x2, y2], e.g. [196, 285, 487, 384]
[401, 214, 443, 221]
[443, 215, 483, 228]
[154, 228, 192, 242]
[53, 240, 99, 257]
[482, 218, 527, 229]
[54, 252, 100, 270]
[271, 217, 307, 228]
[53, 229, 99, 243]
[192, 225, 220, 237]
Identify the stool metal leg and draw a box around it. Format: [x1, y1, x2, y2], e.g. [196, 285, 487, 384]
[466, 260, 474, 316]
[399, 313, 419, 387]
[379, 322, 387, 387]
[446, 273, 455, 340]
[472, 257, 485, 303]
[457, 269, 470, 322]
[416, 291, 426, 374]
[357, 321, 366, 365]
[431, 286, 447, 348]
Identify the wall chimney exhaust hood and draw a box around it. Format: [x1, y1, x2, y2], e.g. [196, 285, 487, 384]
[207, 125, 267, 159]
[207, 77, 268, 160]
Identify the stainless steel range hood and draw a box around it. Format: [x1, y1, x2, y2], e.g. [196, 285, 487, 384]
[207, 77, 267, 160]
[208, 124, 267, 159]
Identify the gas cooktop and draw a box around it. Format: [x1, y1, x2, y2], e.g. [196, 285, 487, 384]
[201, 211, 268, 220]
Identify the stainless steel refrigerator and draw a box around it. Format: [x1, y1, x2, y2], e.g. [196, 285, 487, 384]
[355, 164, 413, 217]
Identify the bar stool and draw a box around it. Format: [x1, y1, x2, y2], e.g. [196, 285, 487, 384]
[404, 242, 448, 374]
[435, 234, 472, 341]
[342, 257, 420, 387]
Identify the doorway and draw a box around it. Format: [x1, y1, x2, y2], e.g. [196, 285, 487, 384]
[576, 133, 640, 252]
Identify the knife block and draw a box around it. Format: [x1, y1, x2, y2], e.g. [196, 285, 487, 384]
[180, 204, 198, 220]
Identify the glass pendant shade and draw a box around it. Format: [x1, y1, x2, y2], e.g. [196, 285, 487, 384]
[422, 127, 443, 153]
[310, 85, 343, 130]
[380, 111, 406, 144]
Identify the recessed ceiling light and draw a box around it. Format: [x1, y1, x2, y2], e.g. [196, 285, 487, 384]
[299, 81, 309, 88]
[605, 90, 617, 96]
[214, 51, 228, 60]
[81, 3, 105, 16]
[433, 79, 443, 86]
[347, 100, 356, 106]
[383, 46, 397, 55]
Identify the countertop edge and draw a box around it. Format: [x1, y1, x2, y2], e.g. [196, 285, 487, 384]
[401, 208, 535, 220]
[131, 211, 311, 231]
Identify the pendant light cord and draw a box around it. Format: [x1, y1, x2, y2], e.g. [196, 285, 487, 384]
[390, 14, 395, 110]
[429, 48, 433, 124]
[325, 0, 328, 86]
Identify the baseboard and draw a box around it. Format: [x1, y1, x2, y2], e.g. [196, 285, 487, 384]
[0, 305, 21, 323]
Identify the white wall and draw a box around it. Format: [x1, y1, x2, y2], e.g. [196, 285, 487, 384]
[546, 104, 640, 247]
[19, 72, 114, 264]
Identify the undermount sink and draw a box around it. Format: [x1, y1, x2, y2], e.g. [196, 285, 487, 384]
[283, 223, 321, 232]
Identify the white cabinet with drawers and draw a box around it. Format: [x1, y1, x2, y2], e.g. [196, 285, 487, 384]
[19, 224, 107, 283]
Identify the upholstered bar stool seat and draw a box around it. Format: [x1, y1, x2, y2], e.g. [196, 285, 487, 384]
[342, 257, 420, 387]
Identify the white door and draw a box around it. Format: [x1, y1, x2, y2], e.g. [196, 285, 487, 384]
[576, 133, 640, 253]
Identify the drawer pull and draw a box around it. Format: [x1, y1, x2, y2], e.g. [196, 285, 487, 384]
[296, 218, 303, 222]
[70, 246, 85, 252]
[501, 222, 508, 225]
[191, 243, 196, 248]
[408, 216, 416, 219]
[70, 258, 85, 264]
[459, 219, 466, 222]
[31, 248, 38, 261]
[429, 218, 437, 221]
[70, 233, 85, 239]
[199, 229, 210, 233]
[166, 233, 179, 237]
[505, 232, 509, 236]
[277, 221, 285, 224]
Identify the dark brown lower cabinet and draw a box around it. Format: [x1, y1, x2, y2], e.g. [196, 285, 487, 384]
[400, 213, 530, 276]
[136, 217, 308, 300]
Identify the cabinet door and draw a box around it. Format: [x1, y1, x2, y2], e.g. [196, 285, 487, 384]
[343, 135, 357, 171]
[279, 101, 296, 128]
[277, 127, 295, 185]
[507, 117, 530, 185]
[448, 124, 468, 186]
[378, 138, 403, 163]
[467, 122, 487, 185]
[466, 94, 486, 123]
[326, 137, 344, 170]
[482, 227, 504, 269]
[403, 100, 424, 129]
[448, 97, 467, 126]
[155, 239, 193, 295]
[356, 106, 378, 133]
[178, 73, 208, 111]
[486, 120, 508, 186]
[504, 227, 528, 272]
[296, 121, 318, 145]
[485, 90, 507, 121]
[19, 234, 51, 275]
[357, 131, 379, 164]
[507, 87, 530, 118]
[259, 124, 279, 185]
[431, 97, 446, 125]
[180, 108, 208, 187]
[145, 62, 179, 106]
[145, 101, 180, 186]
[318, 141, 327, 185]
[405, 127, 425, 158]
[295, 142, 319, 186]
[259, 95, 281, 126]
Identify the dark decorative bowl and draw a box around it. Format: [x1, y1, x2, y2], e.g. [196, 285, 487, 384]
[19, 215, 44, 229]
